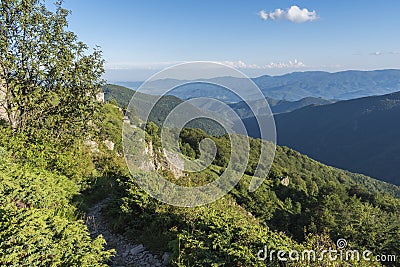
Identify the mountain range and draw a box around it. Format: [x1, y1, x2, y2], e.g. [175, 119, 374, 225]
[229, 97, 335, 117]
[104, 84, 335, 116]
[253, 69, 400, 101]
[117, 69, 400, 102]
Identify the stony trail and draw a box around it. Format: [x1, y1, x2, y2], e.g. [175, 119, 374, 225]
[86, 198, 170, 267]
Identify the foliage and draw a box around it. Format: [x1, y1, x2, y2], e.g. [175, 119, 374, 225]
[172, 198, 296, 267]
[0, 151, 114, 266]
[99, 103, 124, 153]
[0, 126, 95, 184]
[105, 173, 298, 267]
[0, 0, 104, 144]
[313, 194, 400, 263]
[0, 206, 112, 267]
[0, 1, 115, 265]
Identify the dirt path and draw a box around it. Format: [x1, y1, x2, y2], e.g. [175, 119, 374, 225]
[86, 198, 169, 267]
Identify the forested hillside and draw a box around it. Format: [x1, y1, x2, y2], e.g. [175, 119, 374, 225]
[106, 114, 400, 266]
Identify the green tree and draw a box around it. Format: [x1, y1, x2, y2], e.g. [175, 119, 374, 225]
[0, 0, 104, 143]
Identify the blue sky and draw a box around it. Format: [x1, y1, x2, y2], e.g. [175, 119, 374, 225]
[58, 0, 400, 81]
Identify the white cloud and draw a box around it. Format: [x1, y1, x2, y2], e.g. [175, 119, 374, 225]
[258, 10, 268, 20]
[105, 60, 307, 71]
[369, 51, 400, 56]
[258, 6, 318, 23]
[219, 59, 306, 69]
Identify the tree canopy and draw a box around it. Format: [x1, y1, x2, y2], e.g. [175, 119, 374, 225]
[0, 0, 104, 143]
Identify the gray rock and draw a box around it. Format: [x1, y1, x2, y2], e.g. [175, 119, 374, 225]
[162, 252, 171, 263]
[130, 244, 145, 255]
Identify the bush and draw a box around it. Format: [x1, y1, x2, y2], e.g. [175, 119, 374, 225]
[0, 206, 113, 267]
[0, 149, 114, 266]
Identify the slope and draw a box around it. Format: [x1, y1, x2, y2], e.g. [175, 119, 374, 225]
[272, 91, 400, 185]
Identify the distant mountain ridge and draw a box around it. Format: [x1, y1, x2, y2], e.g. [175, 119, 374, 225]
[117, 69, 400, 102]
[104, 84, 336, 116]
[253, 69, 400, 101]
[229, 97, 335, 117]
